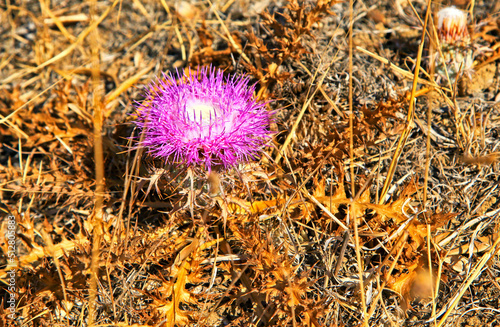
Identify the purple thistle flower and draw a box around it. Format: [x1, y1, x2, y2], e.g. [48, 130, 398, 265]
[134, 67, 273, 171]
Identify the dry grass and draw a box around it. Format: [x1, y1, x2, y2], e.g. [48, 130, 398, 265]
[1, 0, 500, 326]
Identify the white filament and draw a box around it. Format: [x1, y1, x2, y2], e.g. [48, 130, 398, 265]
[185, 99, 217, 124]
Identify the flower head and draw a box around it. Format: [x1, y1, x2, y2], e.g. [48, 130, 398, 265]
[437, 6, 469, 45]
[134, 67, 273, 171]
[434, 6, 474, 84]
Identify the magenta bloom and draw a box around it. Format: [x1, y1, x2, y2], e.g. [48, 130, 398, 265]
[134, 67, 273, 170]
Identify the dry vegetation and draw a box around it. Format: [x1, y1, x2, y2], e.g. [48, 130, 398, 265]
[1, 0, 500, 326]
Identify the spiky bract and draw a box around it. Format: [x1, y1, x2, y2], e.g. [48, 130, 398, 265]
[437, 6, 469, 45]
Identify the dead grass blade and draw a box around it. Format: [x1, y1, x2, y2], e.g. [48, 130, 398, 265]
[88, 0, 106, 325]
[378, 0, 432, 204]
[39, 0, 76, 42]
[1, 0, 120, 84]
[355, 46, 451, 93]
[104, 62, 156, 115]
[436, 236, 500, 327]
[348, 0, 366, 324]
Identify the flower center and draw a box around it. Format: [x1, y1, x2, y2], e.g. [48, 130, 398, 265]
[185, 99, 218, 124]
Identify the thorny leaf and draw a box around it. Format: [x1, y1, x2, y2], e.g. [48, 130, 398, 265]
[387, 259, 437, 312]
